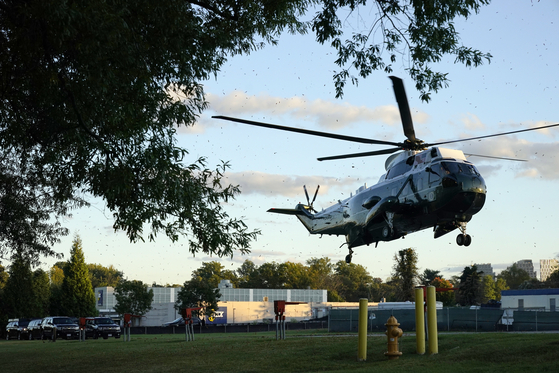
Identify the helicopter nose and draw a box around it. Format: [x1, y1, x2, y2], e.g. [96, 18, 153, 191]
[471, 176, 486, 193]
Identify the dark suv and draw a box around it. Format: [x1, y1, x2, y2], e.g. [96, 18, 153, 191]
[41, 316, 80, 340]
[27, 319, 44, 340]
[84, 317, 121, 339]
[5, 319, 38, 340]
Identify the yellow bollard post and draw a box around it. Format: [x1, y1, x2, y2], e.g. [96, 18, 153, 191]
[426, 286, 438, 354]
[357, 298, 368, 361]
[415, 288, 425, 355]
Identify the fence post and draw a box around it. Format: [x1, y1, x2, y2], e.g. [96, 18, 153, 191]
[535, 311, 538, 332]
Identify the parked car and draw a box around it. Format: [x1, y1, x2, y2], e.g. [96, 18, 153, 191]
[162, 317, 185, 327]
[27, 319, 44, 340]
[5, 319, 38, 340]
[84, 317, 121, 339]
[41, 316, 80, 340]
[162, 317, 201, 327]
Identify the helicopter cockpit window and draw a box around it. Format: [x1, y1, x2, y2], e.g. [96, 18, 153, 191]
[441, 162, 480, 176]
[386, 159, 413, 179]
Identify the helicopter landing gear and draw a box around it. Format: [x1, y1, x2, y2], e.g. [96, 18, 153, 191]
[456, 222, 471, 246]
[345, 248, 354, 264]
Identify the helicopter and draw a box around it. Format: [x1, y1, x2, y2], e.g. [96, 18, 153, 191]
[213, 76, 559, 264]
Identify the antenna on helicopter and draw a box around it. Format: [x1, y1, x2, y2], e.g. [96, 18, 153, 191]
[304, 185, 320, 213]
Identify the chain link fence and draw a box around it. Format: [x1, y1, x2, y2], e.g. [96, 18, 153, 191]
[328, 307, 559, 332]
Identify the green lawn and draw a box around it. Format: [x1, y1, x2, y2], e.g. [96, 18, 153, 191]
[1, 331, 558, 372]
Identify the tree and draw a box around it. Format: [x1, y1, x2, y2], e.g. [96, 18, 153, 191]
[1, 1, 491, 262]
[333, 261, 372, 301]
[176, 277, 221, 321]
[419, 269, 441, 286]
[192, 261, 232, 289]
[87, 264, 123, 289]
[282, 262, 311, 289]
[48, 263, 65, 315]
[61, 237, 97, 316]
[114, 280, 154, 318]
[2, 255, 35, 318]
[315, 0, 492, 101]
[493, 277, 509, 301]
[498, 264, 531, 290]
[237, 260, 259, 288]
[369, 277, 397, 302]
[546, 269, 559, 288]
[31, 269, 51, 317]
[391, 248, 419, 301]
[430, 277, 455, 307]
[0, 263, 8, 290]
[480, 275, 496, 304]
[457, 265, 482, 306]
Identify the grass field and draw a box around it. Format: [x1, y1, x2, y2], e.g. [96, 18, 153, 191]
[1, 331, 558, 372]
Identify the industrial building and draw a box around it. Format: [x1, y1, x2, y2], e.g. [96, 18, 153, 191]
[95, 280, 332, 326]
[500, 288, 558, 312]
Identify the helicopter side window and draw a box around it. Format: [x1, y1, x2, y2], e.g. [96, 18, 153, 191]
[386, 160, 413, 179]
[441, 162, 461, 174]
[467, 164, 480, 176]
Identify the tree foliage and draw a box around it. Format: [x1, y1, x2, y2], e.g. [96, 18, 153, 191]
[391, 248, 419, 301]
[457, 265, 482, 306]
[175, 277, 221, 320]
[31, 269, 51, 317]
[1, 0, 492, 262]
[431, 276, 455, 307]
[498, 264, 531, 290]
[333, 261, 372, 301]
[114, 279, 154, 317]
[88, 263, 124, 289]
[480, 275, 496, 304]
[2, 255, 35, 318]
[420, 268, 441, 286]
[61, 237, 97, 316]
[314, 0, 492, 101]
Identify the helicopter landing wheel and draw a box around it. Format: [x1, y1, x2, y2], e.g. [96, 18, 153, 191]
[382, 226, 392, 239]
[345, 248, 354, 264]
[456, 234, 472, 246]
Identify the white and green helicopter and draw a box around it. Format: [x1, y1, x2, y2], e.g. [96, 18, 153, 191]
[214, 77, 559, 263]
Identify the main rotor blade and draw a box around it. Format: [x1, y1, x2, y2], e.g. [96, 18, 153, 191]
[212, 115, 401, 147]
[311, 185, 320, 205]
[428, 122, 559, 147]
[389, 76, 416, 142]
[464, 153, 527, 162]
[317, 147, 401, 161]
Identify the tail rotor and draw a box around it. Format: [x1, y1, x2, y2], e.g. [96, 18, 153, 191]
[303, 185, 320, 213]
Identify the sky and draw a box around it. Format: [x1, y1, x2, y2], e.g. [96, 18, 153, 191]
[16, 1, 559, 287]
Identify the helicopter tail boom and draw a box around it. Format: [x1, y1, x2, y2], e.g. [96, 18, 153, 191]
[267, 206, 312, 217]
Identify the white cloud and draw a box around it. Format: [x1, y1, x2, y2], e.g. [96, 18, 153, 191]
[459, 137, 559, 179]
[224, 171, 359, 197]
[460, 113, 486, 131]
[196, 91, 429, 131]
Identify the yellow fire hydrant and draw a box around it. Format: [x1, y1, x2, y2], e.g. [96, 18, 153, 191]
[384, 315, 403, 360]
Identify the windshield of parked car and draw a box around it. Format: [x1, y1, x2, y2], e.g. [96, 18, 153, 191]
[95, 318, 115, 324]
[53, 317, 75, 324]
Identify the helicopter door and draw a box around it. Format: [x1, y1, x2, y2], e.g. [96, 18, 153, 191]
[428, 163, 442, 187]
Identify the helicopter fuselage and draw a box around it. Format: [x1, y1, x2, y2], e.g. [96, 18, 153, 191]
[269, 147, 486, 249]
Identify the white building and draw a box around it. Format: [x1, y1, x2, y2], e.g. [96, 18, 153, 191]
[500, 289, 559, 312]
[540, 259, 558, 282]
[95, 283, 329, 326]
[475, 263, 495, 280]
[514, 259, 537, 279]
